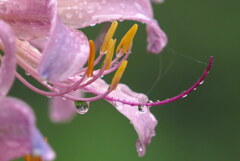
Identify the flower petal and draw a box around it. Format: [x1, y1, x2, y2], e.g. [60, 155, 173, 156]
[84, 78, 157, 157]
[1, 0, 90, 81]
[58, 0, 167, 53]
[0, 0, 51, 40]
[49, 91, 82, 123]
[0, 97, 55, 161]
[39, 15, 90, 81]
[31, 128, 55, 161]
[0, 20, 16, 97]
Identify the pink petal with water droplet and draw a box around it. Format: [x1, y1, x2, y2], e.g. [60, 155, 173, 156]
[57, 0, 167, 54]
[0, 97, 55, 161]
[49, 91, 83, 123]
[0, 20, 16, 97]
[85, 78, 157, 157]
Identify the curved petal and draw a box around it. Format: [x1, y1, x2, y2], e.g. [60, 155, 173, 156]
[0, 0, 90, 81]
[84, 78, 157, 157]
[39, 15, 90, 81]
[49, 91, 83, 123]
[0, 0, 51, 40]
[0, 20, 16, 97]
[0, 97, 55, 161]
[58, 0, 167, 53]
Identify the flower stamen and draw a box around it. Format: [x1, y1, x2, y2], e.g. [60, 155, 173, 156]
[24, 155, 42, 161]
[104, 39, 116, 70]
[86, 40, 96, 77]
[111, 60, 128, 89]
[116, 24, 138, 54]
[101, 20, 118, 52]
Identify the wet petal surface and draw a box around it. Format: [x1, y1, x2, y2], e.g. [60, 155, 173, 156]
[0, 97, 55, 161]
[58, 0, 167, 53]
[49, 91, 82, 123]
[0, 20, 16, 97]
[85, 78, 157, 156]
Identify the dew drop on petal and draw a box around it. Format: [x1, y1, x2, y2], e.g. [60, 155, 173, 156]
[75, 101, 90, 114]
[136, 139, 145, 157]
[182, 94, 188, 98]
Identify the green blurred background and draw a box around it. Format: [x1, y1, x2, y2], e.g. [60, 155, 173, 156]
[13, 0, 240, 161]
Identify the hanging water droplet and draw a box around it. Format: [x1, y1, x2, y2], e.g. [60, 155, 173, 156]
[182, 94, 188, 98]
[136, 139, 145, 157]
[138, 105, 145, 112]
[75, 101, 89, 114]
[25, 72, 31, 76]
[101, 75, 104, 78]
[90, 23, 96, 26]
[194, 88, 197, 91]
[200, 80, 204, 85]
[138, 105, 143, 112]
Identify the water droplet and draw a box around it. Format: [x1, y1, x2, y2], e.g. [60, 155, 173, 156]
[47, 96, 52, 98]
[200, 80, 204, 85]
[25, 72, 30, 76]
[136, 139, 145, 157]
[62, 97, 66, 101]
[75, 101, 89, 114]
[182, 94, 188, 98]
[138, 105, 145, 112]
[194, 88, 197, 91]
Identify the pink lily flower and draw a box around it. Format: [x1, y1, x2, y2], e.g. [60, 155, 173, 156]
[0, 0, 213, 159]
[0, 21, 55, 161]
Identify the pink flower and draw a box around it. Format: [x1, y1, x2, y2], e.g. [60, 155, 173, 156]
[0, 21, 55, 161]
[0, 0, 213, 159]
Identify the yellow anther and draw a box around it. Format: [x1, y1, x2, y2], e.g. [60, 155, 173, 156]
[111, 60, 128, 89]
[101, 21, 118, 52]
[24, 155, 32, 161]
[87, 40, 96, 77]
[116, 24, 138, 54]
[24, 155, 42, 161]
[104, 39, 116, 70]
